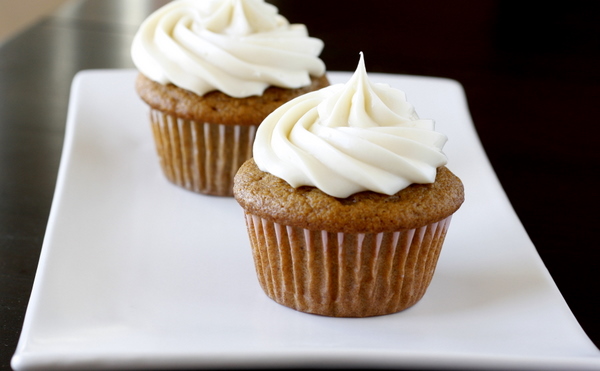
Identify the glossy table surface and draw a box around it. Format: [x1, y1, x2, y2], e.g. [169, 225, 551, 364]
[1, 1, 599, 370]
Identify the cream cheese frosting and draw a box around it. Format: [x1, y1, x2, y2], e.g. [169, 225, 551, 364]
[253, 53, 449, 198]
[131, 0, 326, 98]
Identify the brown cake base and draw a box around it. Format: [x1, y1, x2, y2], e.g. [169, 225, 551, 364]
[136, 73, 330, 196]
[244, 213, 452, 317]
[234, 159, 464, 316]
[150, 109, 256, 196]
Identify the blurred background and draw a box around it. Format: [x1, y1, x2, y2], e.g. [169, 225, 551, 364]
[0, 0, 70, 44]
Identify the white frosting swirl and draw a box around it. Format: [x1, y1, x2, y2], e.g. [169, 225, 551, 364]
[131, 0, 326, 98]
[253, 53, 448, 198]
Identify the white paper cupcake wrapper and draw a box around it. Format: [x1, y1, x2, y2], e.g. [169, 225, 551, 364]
[149, 109, 257, 196]
[244, 213, 453, 317]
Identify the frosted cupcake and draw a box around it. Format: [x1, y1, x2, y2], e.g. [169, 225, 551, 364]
[233, 53, 464, 317]
[131, 0, 328, 196]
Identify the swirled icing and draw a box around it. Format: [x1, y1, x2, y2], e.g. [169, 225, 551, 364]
[253, 53, 448, 198]
[131, 0, 326, 98]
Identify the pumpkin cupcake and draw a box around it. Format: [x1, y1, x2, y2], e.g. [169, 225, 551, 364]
[234, 53, 464, 317]
[131, 0, 328, 196]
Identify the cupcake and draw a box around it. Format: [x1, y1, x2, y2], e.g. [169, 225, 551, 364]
[131, 0, 329, 196]
[233, 53, 464, 317]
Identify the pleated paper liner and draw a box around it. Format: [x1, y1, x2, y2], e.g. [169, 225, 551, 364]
[149, 108, 257, 196]
[244, 213, 453, 317]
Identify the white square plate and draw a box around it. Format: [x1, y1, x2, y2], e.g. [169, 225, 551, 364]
[11, 70, 600, 370]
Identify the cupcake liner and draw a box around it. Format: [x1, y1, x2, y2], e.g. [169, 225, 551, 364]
[149, 108, 257, 196]
[244, 212, 453, 317]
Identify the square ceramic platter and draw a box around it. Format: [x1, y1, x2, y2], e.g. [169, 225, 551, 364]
[11, 70, 600, 371]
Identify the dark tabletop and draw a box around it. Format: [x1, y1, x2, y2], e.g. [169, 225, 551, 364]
[1, 1, 599, 370]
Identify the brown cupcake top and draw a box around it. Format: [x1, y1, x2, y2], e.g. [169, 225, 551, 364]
[234, 158, 464, 233]
[135, 73, 330, 126]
